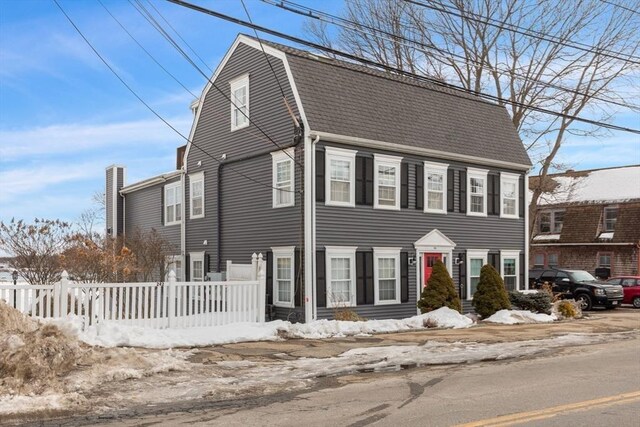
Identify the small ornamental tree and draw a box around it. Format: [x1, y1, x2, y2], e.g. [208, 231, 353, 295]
[472, 264, 511, 318]
[418, 260, 462, 313]
[61, 233, 136, 283]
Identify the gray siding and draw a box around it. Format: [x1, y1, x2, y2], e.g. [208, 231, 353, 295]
[315, 143, 525, 320]
[116, 169, 124, 236]
[106, 168, 113, 236]
[184, 42, 302, 274]
[124, 178, 181, 253]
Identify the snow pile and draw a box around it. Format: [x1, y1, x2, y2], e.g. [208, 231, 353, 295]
[0, 300, 87, 395]
[483, 309, 557, 325]
[59, 307, 473, 349]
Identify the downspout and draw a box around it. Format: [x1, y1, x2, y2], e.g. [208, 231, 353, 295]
[216, 143, 303, 273]
[311, 134, 320, 321]
[180, 168, 186, 281]
[524, 171, 530, 290]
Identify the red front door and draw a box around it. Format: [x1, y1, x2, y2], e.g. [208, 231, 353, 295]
[423, 253, 443, 287]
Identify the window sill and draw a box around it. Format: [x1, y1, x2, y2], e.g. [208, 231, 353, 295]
[274, 301, 294, 309]
[273, 202, 295, 209]
[374, 204, 400, 211]
[164, 221, 181, 227]
[190, 214, 205, 220]
[326, 301, 355, 308]
[466, 211, 487, 217]
[230, 122, 249, 132]
[425, 208, 447, 215]
[500, 213, 519, 219]
[325, 200, 355, 208]
[374, 299, 401, 306]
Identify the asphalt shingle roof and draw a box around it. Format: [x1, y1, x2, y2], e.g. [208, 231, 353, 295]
[255, 37, 531, 167]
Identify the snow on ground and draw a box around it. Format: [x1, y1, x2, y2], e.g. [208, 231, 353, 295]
[484, 309, 557, 324]
[55, 307, 473, 349]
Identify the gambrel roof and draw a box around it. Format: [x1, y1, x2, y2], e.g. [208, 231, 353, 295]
[254, 36, 531, 168]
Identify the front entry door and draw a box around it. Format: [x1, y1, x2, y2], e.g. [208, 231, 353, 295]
[423, 253, 443, 286]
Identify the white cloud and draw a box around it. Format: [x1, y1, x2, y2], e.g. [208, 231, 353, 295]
[0, 116, 192, 160]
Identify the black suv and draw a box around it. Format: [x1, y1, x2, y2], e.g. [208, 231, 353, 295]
[531, 268, 624, 310]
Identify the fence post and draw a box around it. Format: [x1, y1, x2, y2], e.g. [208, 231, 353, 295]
[53, 275, 61, 318]
[257, 253, 266, 323]
[56, 271, 69, 318]
[251, 253, 258, 281]
[167, 270, 176, 328]
[226, 260, 232, 281]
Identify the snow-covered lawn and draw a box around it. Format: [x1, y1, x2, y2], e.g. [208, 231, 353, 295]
[54, 307, 474, 349]
[484, 309, 557, 325]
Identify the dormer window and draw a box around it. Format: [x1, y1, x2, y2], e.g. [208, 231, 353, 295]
[603, 207, 617, 232]
[230, 74, 249, 131]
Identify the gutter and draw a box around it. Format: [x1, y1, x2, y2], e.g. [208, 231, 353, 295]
[530, 242, 636, 247]
[120, 170, 182, 195]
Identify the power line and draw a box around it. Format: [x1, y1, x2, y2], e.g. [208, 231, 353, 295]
[165, 0, 640, 135]
[266, 0, 640, 112]
[132, 0, 301, 167]
[53, 0, 298, 194]
[599, 0, 640, 16]
[403, 0, 640, 65]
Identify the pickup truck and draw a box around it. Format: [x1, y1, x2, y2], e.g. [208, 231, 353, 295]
[531, 268, 624, 310]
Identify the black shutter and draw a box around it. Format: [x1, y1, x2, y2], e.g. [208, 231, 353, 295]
[489, 252, 500, 271]
[415, 164, 424, 210]
[364, 157, 374, 206]
[355, 156, 365, 205]
[356, 252, 366, 305]
[364, 251, 374, 305]
[266, 251, 273, 305]
[294, 248, 302, 307]
[458, 251, 466, 300]
[487, 175, 495, 215]
[160, 187, 164, 225]
[316, 149, 325, 203]
[447, 168, 455, 212]
[400, 252, 409, 303]
[494, 175, 501, 216]
[204, 253, 210, 275]
[519, 176, 525, 217]
[401, 163, 409, 209]
[459, 170, 467, 213]
[519, 253, 525, 290]
[316, 251, 326, 308]
[185, 254, 190, 281]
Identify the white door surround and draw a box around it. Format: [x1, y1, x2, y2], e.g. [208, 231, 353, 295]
[413, 229, 456, 314]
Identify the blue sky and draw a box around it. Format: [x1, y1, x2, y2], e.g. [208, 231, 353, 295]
[1, 0, 638, 230]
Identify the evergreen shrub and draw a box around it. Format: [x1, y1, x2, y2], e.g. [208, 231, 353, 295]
[508, 291, 552, 314]
[472, 264, 511, 318]
[417, 260, 462, 313]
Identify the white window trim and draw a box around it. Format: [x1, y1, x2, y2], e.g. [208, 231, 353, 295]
[500, 250, 521, 291]
[189, 171, 205, 219]
[271, 148, 295, 208]
[325, 147, 357, 207]
[272, 246, 295, 308]
[466, 249, 489, 300]
[325, 246, 358, 308]
[230, 74, 249, 132]
[190, 251, 205, 282]
[424, 161, 449, 214]
[373, 154, 402, 210]
[467, 167, 489, 217]
[603, 206, 618, 232]
[165, 255, 183, 281]
[500, 172, 520, 219]
[373, 247, 401, 305]
[164, 181, 182, 226]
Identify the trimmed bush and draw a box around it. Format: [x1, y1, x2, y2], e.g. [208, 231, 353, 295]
[418, 261, 462, 313]
[553, 300, 581, 320]
[472, 264, 511, 318]
[508, 291, 552, 314]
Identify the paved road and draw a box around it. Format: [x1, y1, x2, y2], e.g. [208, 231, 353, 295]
[101, 333, 640, 427]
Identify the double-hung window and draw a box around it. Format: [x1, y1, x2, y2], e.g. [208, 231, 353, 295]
[230, 74, 249, 131]
[374, 248, 401, 305]
[424, 161, 448, 214]
[164, 182, 182, 226]
[272, 246, 295, 307]
[190, 252, 205, 282]
[500, 173, 519, 218]
[189, 172, 204, 219]
[374, 154, 402, 210]
[538, 211, 564, 234]
[271, 148, 295, 208]
[603, 207, 618, 232]
[467, 168, 488, 216]
[326, 147, 356, 207]
[326, 246, 357, 307]
[467, 249, 488, 298]
[501, 250, 520, 291]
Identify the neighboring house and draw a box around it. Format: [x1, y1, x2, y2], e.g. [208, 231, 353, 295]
[530, 165, 640, 278]
[105, 34, 531, 322]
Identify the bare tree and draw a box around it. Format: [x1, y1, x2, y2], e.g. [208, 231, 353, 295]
[61, 233, 135, 283]
[77, 190, 106, 236]
[305, 0, 640, 235]
[126, 227, 175, 282]
[0, 219, 71, 285]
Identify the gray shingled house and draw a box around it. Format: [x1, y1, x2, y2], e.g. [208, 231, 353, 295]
[105, 34, 532, 322]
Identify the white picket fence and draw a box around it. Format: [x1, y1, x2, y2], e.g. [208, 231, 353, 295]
[0, 254, 266, 330]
